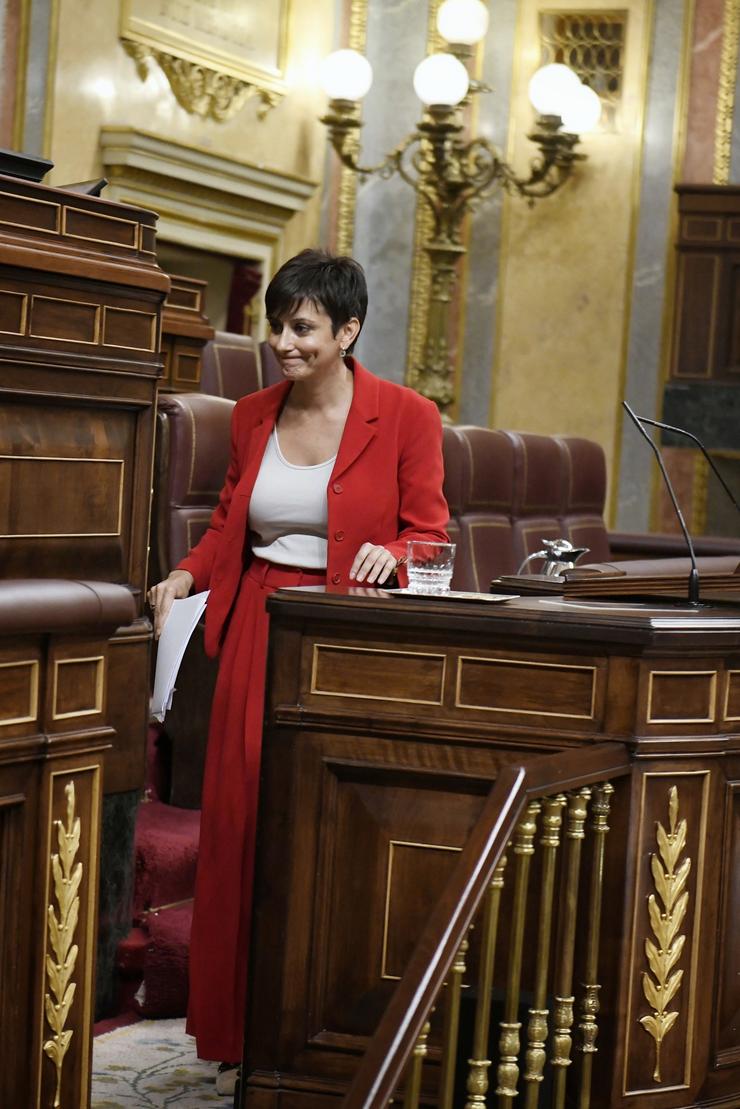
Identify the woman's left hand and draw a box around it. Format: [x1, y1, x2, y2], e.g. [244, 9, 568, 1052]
[350, 543, 397, 584]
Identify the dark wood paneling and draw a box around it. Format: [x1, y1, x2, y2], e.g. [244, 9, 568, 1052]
[715, 781, 740, 1066]
[243, 589, 740, 1109]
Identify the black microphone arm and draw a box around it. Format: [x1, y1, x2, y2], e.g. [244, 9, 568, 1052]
[633, 413, 740, 516]
[622, 400, 700, 605]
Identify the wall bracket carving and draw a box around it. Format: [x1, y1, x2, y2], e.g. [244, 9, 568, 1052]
[638, 785, 690, 1083]
[122, 40, 281, 122]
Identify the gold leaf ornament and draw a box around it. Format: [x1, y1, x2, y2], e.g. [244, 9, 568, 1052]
[639, 786, 691, 1083]
[43, 782, 83, 1108]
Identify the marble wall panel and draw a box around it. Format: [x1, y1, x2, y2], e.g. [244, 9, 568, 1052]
[616, 0, 691, 531]
[457, 0, 517, 426]
[491, 0, 654, 524]
[682, 0, 725, 182]
[0, 0, 21, 147]
[352, 0, 428, 383]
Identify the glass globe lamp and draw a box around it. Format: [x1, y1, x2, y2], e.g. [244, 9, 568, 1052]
[413, 52, 470, 107]
[528, 63, 580, 117]
[436, 0, 489, 45]
[319, 49, 373, 102]
[561, 82, 602, 133]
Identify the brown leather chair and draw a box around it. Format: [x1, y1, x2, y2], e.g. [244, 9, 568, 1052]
[442, 426, 611, 591]
[199, 331, 283, 400]
[151, 393, 235, 585]
[199, 332, 262, 400]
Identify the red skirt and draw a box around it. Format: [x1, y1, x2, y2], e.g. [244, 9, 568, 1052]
[186, 556, 326, 1061]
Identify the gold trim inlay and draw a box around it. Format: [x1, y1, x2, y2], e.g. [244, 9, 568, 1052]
[43, 781, 82, 1106]
[646, 669, 717, 724]
[0, 290, 29, 335]
[0, 658, 39, 726]
[639, 786, 690, 1083]
[0, 456, 124, 539]
[0, 190, 61, 234]
[102, 304, 157, 351]
[335, 0, 369, 255]
[455, 655, 598, 720]
[310, 643, 447, 706]
[52, 656, 105, 721]
[29, 295, 101, 345]
[61, 205, 140, 249]
[381, 839, 461, 980]
[723, 669, 740, 721]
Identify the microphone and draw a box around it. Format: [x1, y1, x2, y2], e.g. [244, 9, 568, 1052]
[622, 401, 700, 605]
[632, 413, 740, 517]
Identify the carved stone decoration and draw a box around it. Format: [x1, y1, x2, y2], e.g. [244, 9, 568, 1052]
[639, 786, 690, 1083]
[43, 781, 82, 1108]
[122, 40, 281, 122]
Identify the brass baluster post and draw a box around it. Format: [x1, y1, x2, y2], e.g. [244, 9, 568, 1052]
[403, 1019, 431, 1109]
[465, 854, 508, 1109]
[439, 935, 470, 1109]
[550, 787, 591, 1109]
[495, 801, 541, 1107]
[522, 795, 567, 1109]
[577, 783, 614, 1108]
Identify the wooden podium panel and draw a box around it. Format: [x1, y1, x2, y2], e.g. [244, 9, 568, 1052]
[0, 171, 169, 792]
[243, 589, 740, 1109]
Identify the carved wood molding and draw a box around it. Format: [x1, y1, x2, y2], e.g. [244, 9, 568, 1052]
[122, 39, 281, 122]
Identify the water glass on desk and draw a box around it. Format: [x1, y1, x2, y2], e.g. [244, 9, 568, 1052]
[406, 541, 456, 595]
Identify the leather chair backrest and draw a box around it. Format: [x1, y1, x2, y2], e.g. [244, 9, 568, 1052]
[199, 332, 263, 399]
[443, 426, 518, 591]
[151, 393, 235, 579]
[443, 426, 611, 592]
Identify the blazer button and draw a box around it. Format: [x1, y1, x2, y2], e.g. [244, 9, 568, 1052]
[332, 481, 343, 494]
[334, 530, 345, 541]
[331, 572, 341, 585]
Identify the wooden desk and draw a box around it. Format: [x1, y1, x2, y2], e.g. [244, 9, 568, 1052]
[243, 588, 740, 1108]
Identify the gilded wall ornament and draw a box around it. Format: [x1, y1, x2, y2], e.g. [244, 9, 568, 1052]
[639, 786, 690, 1083]
[123, 41, 279, 122]
[43, 781, 82, 1108]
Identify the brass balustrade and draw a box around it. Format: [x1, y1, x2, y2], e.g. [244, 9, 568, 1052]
[343, 744, 629, 1109]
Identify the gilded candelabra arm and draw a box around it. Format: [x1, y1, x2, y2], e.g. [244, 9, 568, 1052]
[506, 116, 584, 201]
[321, 100, 417, 180]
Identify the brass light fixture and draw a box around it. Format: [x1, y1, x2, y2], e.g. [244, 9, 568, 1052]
[319, 0, 601, 414]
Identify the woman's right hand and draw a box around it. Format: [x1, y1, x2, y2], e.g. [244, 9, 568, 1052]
[147, 570, 194, 639]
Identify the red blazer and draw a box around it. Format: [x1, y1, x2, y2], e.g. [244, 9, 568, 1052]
[178, 359, 449, 656]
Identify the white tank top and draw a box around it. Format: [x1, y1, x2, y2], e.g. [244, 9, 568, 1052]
[248, 428, 336, 568]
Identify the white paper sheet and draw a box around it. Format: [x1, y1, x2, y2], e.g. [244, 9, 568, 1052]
[150, 591, 209, 722]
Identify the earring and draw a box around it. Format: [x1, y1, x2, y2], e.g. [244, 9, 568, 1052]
[339, 348, 347, 358]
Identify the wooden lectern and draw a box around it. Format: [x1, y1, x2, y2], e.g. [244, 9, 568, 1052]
[0, 168, 168, 1107]
[242, 587, 740, 1108]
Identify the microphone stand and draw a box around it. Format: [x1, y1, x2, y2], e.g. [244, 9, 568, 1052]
[634, 413, 740, 516]
[622, 401, 700, 606]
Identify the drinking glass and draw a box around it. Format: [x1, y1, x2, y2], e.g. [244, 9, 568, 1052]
[406, 541, 456, 595]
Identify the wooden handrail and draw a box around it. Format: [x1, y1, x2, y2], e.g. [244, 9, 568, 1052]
[343, 742, 632, 1109]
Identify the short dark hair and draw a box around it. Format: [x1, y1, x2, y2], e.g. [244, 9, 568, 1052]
[265, 248, 368, 351]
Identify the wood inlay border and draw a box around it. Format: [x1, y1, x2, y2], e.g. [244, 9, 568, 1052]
[646, 670, 717, 724]
[51, 656, 105, 721]
[381, 839, 461, 981]
[0, 659, 39, 726]
[310, 643, 447, 706]
[455, 655, 598, 720]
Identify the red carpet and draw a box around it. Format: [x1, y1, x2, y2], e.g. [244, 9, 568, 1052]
[134, 800, 200, 915]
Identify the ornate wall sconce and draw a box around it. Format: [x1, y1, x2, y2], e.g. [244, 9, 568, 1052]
[319, 0, 601, 414]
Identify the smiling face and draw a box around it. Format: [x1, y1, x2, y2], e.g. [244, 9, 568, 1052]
[267, 299, 359, 382]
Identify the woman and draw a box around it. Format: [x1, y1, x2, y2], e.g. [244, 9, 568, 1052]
[147, 249, 449, 1089]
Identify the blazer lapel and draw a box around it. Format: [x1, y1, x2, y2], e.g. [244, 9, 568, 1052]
[331, 360, 379, 481]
